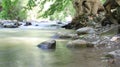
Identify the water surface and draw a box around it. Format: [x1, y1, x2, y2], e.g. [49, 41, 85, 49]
[0, 28, 107, 67]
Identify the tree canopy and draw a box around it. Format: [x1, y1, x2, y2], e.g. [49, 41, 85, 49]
[0, 0, 105, 20]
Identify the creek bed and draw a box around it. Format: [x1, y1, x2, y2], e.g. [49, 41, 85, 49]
[0, 28, 107, 67]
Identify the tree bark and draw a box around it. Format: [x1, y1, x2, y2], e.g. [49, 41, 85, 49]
[116, 7, 120, 34]
[63, 0, 104, 29]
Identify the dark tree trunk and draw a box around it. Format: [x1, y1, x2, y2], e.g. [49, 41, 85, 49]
[117, 7, 120, 34]
[62, 0, 104, 29]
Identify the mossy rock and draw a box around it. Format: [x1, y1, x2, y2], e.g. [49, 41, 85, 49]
[105, 54, 114, 59]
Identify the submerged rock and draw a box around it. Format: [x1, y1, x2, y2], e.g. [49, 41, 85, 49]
[37, 40, 56, 49]
[57, 21, 63, 24]
[67, 39, 94, 48]
[105, 50, 120, 66]
[3, 25, 18, 28]
[56, 32, 79, 39]
[76, 27, 95, 35]
[82, 34, 100, 42]
[108, 50, 120, 57]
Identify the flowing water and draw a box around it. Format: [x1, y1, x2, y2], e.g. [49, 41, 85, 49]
[0, 28, 107, 67]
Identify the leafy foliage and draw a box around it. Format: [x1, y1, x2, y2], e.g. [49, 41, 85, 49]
[101, 0, 106, 4]
[0, 0, 105, 20]
[39, 0, 73, 18]
[0, 0, 37, 20]
[0, 0, 28, 20]
[38, 0, 104, 20]
[26, 0, 36, 10]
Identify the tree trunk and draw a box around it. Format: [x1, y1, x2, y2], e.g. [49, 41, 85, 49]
[62, 0, 104, 29]
[116, 7, 120, 34]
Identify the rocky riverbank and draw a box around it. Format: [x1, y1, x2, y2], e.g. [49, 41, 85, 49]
[1, 19, 120, 67]
[55, 25, 120, 67]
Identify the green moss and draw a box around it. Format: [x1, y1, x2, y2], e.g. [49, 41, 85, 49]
[105, 54, 114, 59]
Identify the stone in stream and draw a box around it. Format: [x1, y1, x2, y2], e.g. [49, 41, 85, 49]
[55, 32, 79, 39]
[37, 40, 56, 49]
[108, 50, 120, 57]
[110, 34, 120, 42]
[3, 25, 18, 28]
[105, 50, 120, 66]
[2, 23, 19, 28]
[24, 21, 32, 26]
[14, 22, 22, 26]
[35, 24, 39, 26]
[67, 39, 94, 48]
[0, 20, 21, 28]
[76, 27, 95, 35]
[57, 21, 62, 24]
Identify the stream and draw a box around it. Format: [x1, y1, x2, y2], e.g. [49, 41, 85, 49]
[0, 23, 108, 67]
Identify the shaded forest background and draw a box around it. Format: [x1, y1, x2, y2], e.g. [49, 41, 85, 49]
[0, 0, 105, 21]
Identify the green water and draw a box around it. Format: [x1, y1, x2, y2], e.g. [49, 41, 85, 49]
[0, 28, 107, 67]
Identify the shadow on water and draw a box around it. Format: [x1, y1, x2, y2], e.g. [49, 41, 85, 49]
[0, 29, 107, 67]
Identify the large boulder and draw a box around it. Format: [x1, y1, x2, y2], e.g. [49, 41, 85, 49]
[67, 39, 94, 48]
[37, 40, 56, 49]
[76, 27, 95, 35]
